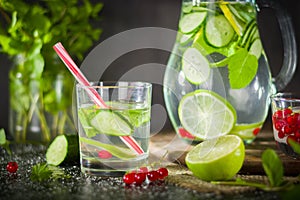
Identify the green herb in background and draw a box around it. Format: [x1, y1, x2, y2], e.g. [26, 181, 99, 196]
[0, 128, 11, 155]
[0, 0, 103, 143]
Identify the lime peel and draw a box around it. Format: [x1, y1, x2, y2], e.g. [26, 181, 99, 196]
[185, 135, 245, 181]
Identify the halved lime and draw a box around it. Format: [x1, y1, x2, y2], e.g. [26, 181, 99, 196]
[179, 12, 207, 34]
[46, 134, 79, 166]
[90, 110, 133, 136]
[178, 90, 236, 140]
[181, 47, 210, 85]
[185, 135, 245, 181]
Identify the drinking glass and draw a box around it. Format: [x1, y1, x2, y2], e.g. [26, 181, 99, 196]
[76, 81, 152, 176]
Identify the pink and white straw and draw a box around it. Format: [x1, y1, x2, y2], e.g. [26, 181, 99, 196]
[53, 42, 144, 155]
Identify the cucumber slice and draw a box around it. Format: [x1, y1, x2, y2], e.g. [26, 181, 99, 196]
[182, 47, 210, 85]
[46, 134, 79, 166]
[205, 15, 235, 47]
[179, 12, 207, 34]
[180, 32, 195, 45]
[90, 110, 133, 136]
[249, 38, 262, 59]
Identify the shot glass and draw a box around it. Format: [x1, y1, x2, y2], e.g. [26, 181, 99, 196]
[270, 93, 300, 159]
[76, 81, 152, 176]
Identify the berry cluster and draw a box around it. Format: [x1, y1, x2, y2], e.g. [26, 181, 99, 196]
[272, 108, 300, 143]
[122, 167, 168, 185]
[6, 162, 18, 173]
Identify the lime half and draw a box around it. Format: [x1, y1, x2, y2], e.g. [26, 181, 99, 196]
[185, 135, 245, 181]
[178, 90, 236, 140]
[182, 47, 210, 85]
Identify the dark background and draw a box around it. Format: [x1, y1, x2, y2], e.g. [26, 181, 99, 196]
[1, 0, 300, 134]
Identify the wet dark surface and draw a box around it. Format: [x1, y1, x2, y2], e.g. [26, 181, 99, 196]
[0, 145, 281, 200]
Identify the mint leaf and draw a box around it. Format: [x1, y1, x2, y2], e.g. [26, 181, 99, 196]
[262, 149, 284, 187]
[287, 138, 300, 155]
[0, 129, 6, 145]
[228, 48, 258, 89]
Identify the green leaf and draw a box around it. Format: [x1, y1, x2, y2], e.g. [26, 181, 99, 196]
[228, 48, 258, 89]
[262, 149, 284, 187]
[287, 138, 300, 155]
[0, 129, 6, 145]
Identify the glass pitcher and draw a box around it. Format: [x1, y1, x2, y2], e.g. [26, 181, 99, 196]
[163, 0, 297, 144]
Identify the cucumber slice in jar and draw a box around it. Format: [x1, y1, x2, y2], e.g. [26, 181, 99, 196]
[90, 110, 133, 136]
[179, 12, 207, 34]
[249, 38, 262, 59]
[181, 47, 210, 85]
[205, 15, 235, 47]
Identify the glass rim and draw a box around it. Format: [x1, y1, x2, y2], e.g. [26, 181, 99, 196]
[270, 93, 300, 102]
[76, 81, 152, 89]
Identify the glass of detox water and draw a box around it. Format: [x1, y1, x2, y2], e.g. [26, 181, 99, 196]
[76, 81, 152, 176]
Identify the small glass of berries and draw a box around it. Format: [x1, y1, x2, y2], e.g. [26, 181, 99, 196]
[271, 93, 300, 158]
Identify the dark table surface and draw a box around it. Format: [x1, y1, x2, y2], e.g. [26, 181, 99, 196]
[0, 128, 298, 200]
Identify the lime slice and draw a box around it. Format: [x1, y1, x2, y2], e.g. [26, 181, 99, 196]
[90, 110, 133, 136]
[178, 90, 236, 140]
[205, 15, 235, 47]
[179, 12, 207, 34]
[182, 47, 210, 85]
[46, 135, 79, 166]
[185, 135, 245, 181]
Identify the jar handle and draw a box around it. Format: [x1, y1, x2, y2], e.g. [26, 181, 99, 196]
[258, 0, 297, 91]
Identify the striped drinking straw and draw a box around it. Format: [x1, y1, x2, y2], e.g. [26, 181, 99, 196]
[53, 42, 144, 155]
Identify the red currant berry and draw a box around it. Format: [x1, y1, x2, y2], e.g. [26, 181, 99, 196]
[147, 170, 159, 182]
[6, 162, 18, 173]
[134, 172, 146, 185]
[278, 131, 285, 139]
[157, 167, 168, 179]
[284, 125, 295, 135]
[273, 110, 283, 119]
[283, 108, 293, 117]
[178, 127, 195, 139]
[123, 173, 135, 185]
[139, 166, 148, 173]
[253, 128, 260, 136]
[287, 115, 296, 126]
[98, 150, 112, 159]
[274, 120, 285, 131]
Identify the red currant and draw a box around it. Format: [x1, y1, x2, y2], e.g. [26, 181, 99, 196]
[157, 167, 168, 179]
[273, 110, 283, 119]
[274, 120, 285, 131]
[6, 162, 18, 173]
[134, 172, 146, 185]
[283, 108, 293, 116]
[139, 166, 148, 173]
[178, 127, 195, 139]
[123, 172, 135, 185]
[284, 125, 294, 135]
[278, 131, 285, 139]
[98, 150, 112, 159]
[147, 170, 159, 182]
[252, 127, 260, 136]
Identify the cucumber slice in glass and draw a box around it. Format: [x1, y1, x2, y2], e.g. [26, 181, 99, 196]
[179, 12, 207, 34]
[205, 15, 235, 47]
[90, 110, 133, 136]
